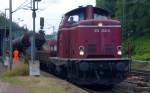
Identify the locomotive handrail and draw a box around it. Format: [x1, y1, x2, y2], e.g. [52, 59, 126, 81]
[49, 57, 131, 61]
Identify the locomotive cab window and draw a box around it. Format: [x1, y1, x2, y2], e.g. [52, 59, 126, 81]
[93, 8, 110, 20]
[68, 15, 79, 24]
[78, 13, 84, 21]
[68, 13, 85, 24]
[94, 13, 108, 20]
[66, 8, 85, 24]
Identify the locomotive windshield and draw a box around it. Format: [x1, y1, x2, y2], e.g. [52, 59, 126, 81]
[67, 12, 85, 23]
[94, 13, 108, 20]
[63, 6, 110, 24]
[64, 7, 85, 24]
[93, 8, 110, 20]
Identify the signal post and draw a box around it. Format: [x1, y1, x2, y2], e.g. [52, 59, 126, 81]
[29, 0, 41, 76]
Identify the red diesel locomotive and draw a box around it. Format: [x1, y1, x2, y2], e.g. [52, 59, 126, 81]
[40, 5, 131, 86]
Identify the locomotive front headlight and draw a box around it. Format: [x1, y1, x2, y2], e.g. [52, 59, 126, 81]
[79, 46, 85, 56]
[117, 50, 122, 55]
[79, 50, 84, 56]
[98, 23, 103, 27]
[117, 46, 122, 55]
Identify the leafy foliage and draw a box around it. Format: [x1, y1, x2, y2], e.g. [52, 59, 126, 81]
[0, 13, 28, 39]
[96, 0, 117, 17]
[96, 0, 150, 60]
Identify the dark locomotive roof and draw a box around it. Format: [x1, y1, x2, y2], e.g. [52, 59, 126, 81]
[65, 6, 85, 16]
[65, 5, 110, 16]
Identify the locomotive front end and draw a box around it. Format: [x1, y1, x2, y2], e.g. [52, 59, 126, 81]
[70, 20, 131, 85]
[56, 5, 131, 86]
[76, 20, 122, 59]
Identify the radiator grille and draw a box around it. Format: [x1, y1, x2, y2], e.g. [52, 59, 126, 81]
[105, 44, 114, 53]
[87, 44, 96, 53]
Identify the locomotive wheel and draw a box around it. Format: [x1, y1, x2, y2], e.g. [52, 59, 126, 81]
[54, 65, 66, 79]
[55, 66, 60, 76]
[48, 63, 55, 74]
[66, 63, 75, 83]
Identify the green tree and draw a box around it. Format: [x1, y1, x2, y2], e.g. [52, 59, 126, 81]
[116, 0, 150, 38]
[97, 0, 150, 38]
[0, 13, 28, 39]
[96, 0, 150, 60]
[96, 0, 117, 17]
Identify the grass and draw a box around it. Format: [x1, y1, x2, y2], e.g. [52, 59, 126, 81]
[132, 36, 150, 61]
[131, 62, 150, 71]
[123, 35, 150, 71]
[0, 63, 29, 85]
[123, 35, 150, 61]
[2, 63, 29, 77]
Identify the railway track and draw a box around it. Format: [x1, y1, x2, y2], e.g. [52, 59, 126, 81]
[41, 69, 150, 93]
[41, 62, 150, 93]
[83, 81, 150, 93]
[130, 70, 150, 83]
[83, 70, 150, 93]
[131, 70, 150, 77]
[83, 87, 132, 93]
[127, 70, 150, 87]
[42, 69, 130, 93]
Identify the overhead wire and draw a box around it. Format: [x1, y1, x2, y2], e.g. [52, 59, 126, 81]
[12, 0, 30, 13]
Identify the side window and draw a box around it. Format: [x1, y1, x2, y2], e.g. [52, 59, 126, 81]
[79, 13, 84, 21]
[59, 16, 64, 26]
[68, 15, 79, 24]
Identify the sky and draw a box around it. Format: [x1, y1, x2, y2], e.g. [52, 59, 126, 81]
[0, 0, 96, 34]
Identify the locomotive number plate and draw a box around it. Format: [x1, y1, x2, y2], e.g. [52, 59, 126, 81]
[94, 29, 110, 32]
[101, 29, 111, 32]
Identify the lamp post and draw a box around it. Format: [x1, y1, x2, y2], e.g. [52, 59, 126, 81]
[8, 0, 40, 70]
[29, 0, 41, 76]
[31, 0, 36, 64]
[31, 0, 41, 64]
[9, 0, 26, 70]
[123, 0, 126, 32]
[9, 0, 13, 70]
[2, 9, 9, 65]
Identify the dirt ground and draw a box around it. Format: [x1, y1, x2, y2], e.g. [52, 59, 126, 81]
[0, 62, 27, 93]
[0, 80, 28, 93]
[0, 76, 88, 93]
[0, 64, 88, 93]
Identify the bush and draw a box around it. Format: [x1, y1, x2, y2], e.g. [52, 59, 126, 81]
[123, 36, 150, 61]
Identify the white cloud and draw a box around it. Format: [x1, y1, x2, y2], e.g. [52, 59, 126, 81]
[0, 0, 96, 34]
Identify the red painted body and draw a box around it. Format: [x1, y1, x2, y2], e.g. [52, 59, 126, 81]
[48, 40, 57, 57]
[57, 5, 122, 59]
[42, 5, 130, 86]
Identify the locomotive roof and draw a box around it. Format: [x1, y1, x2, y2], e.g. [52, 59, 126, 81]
[65, 5, 110, 16]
